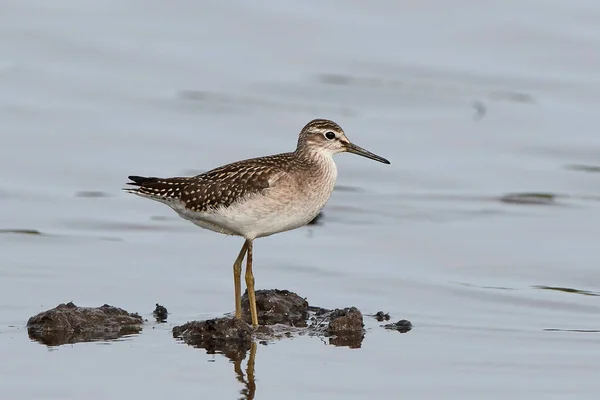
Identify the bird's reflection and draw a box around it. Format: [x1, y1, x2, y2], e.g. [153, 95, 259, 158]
[232, 341, 257, 400]
[173, 311, 369, 399]
[199, 343, 258, 399]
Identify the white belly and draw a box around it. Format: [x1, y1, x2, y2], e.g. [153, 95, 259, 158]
[191, 188, 330, 239]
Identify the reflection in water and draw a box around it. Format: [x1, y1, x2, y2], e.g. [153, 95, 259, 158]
[28, 328, 141, 347]
[171, 318, 256, 398]
[233, 342, 257, 400]
[564, 164, 600, 173]
[499, 192, 559, 206]
[327, 333, 364, 348]
[224, 335, 366, 399]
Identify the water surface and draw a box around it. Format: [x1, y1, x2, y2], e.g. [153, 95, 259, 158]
[1, 1, 600, 399]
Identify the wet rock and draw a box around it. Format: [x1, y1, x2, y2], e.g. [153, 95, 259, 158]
[173, 317, 254, 360]
[241, 289, 308, 326]
[153, 303, 168, 322]
[383, 319, 412, 333]
[27, 302, 143, 346]
[372, 311, 390, 321]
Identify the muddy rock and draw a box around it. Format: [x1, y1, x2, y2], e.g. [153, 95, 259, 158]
[153, 303, 168, 322]
[173, 317, 254, 359]
[241, 289, 308, 326]
[328, 307, 364, 334]
[27, 302, 143, 346]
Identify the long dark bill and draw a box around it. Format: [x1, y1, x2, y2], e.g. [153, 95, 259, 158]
[345, 142, 390, 164]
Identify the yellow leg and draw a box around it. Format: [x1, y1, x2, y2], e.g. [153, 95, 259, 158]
[245, 240, 258, 327]
[233, 241, 249, 319]
[247, 341, 257, 398]
[232, 341, 257, 399]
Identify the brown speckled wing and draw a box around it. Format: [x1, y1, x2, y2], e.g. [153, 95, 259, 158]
[126, 153, 293, 213]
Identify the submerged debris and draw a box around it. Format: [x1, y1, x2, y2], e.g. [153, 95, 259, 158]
[472, 100, 487, 121]
[383, 319, 413, 333]
[372, 311, 391, 321]
[27, 302, 143, 346]
[565, 164, 600, 174]
[153, 303, 168, 322]
[533, 285, 600, 297]
[499, 192, 558, 205]
[0, 229, 42, 235]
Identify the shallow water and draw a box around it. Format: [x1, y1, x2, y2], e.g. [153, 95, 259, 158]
[2, 1, 600, 399]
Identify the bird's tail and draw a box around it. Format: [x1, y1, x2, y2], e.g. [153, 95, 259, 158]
[125, 175, 159, 187]
[123, 175, 190, 201]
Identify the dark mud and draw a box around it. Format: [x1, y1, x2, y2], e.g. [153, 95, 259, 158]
[27, 291, 410, 352]
[173, 289, 392, 352]
[27, 302, 143, 346]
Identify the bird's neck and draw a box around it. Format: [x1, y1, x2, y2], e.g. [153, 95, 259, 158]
[294, 147, 338, 183]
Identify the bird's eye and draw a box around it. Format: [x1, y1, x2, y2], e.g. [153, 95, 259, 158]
[324, 131, 336, 140]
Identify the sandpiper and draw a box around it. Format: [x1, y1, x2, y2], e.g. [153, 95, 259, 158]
[124, 119, 390, 327]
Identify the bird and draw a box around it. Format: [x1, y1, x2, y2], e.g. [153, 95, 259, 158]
[124, 119, 390, 327]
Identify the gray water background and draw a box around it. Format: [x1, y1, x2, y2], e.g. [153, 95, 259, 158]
[1, 1, 600, 399]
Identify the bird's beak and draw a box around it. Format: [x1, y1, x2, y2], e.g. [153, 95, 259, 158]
[345, 142, 390, 164]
